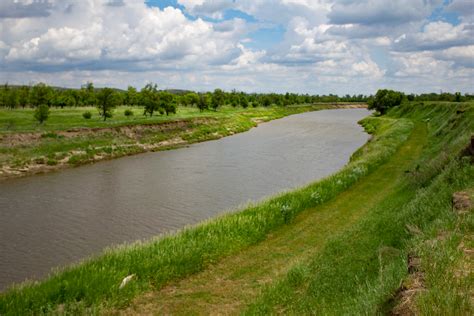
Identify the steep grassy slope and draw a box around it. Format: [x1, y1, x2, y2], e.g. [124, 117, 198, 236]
[246, 101, 473, 314]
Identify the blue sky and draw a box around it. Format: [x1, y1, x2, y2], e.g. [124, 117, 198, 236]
[0, 0, 473, 94]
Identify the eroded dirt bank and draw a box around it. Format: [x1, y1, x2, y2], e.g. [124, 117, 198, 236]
[0, 105, 367, 180]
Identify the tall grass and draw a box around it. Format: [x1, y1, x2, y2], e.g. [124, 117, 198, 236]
[0, 115, 413, 314]
[244, 101, 474, 314]
[245, 157, 473, 315]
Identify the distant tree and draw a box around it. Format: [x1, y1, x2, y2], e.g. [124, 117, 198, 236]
[6, 88, 18, 109]
[197, 93, 209, 112]
[184, 92, 199, 107]
[158, 91, 176, 116]
[262, 96, 271, 107]
[455, 92, 462, 102]
[81, 82, 96, 106]
[125, 86, 139, 106]
[211, 88, 225, 111]
[30, 83, 52, 107]
[141, 83, 160, 117]
[407, 94, 415, 101]
[18, 86, 30, 108]
[96, 88, 119, 121]
[368, 89, 404, 115]
[240, 95, 249, 108]
[34, 104, 50, 124]
[3, 84, 18, 109]
[54, 91, 75, 109]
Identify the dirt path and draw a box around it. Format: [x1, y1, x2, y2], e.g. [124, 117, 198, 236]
[110, 124, 426, 316]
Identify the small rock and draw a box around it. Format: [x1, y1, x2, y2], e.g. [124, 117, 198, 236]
[119, 274, 135, 289]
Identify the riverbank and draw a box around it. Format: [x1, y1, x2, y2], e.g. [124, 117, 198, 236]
[0, 104, 365, 180]
[0, 101, 472, 315]
[0, 103, 410, 313]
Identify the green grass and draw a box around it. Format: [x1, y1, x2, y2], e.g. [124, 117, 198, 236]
[245, 101, 474, 315]
[0, 105, 322, 133]
[245, 141, 472, 315]
[0, 107, 409, 315]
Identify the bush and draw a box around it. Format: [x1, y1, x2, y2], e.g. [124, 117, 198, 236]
[124, 109, 134, 117]
[82, 111, 92, 119]
[34, 104, 50, 124]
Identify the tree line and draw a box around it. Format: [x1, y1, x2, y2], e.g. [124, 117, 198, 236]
[0, 82, 373, 111]
[1, 82, 472, 122]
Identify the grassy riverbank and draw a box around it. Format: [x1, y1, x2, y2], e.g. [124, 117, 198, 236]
[1, 106, 408, 313]
[0, 104, 355, 179]
[0, 101, 472, 315]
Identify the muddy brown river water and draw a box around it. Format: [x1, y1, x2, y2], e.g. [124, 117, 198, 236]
[0, 108, 370, 290]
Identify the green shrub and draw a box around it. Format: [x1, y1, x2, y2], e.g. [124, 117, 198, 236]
[124, 109, 134, 117]
[82, 111, 92, 119]
[34, 105, 50, 124]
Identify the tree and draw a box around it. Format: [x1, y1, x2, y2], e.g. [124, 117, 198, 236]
[197, 93, 209, 112]
[96, 88, 119, 121]
[240, 95, 249, 108]
[211, 88, 225, 111]
[125, 86, 139, 106]
[159, 91, 176, 116]
[368, 89, 404, 115]
[18, 86, 30, 108]
[262, 96, 271, 107]
[6, 88, 18, 109]
[54, 91, 75, 108]
[81, 82, 96, 106]
[141, 83, 160, 117]
[2, 84, 18, 109]
[34, 104, 50, 124]
[455, 92, 462, 102]
[29, 83, 52, 107]
[184, 92, 199, 107]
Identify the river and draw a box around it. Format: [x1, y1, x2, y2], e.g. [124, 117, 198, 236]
[0, 108, 370, 290]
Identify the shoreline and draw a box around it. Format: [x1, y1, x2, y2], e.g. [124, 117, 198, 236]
[0, 104, 367, 181]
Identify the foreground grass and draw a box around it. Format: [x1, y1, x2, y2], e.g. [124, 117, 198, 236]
[0, 105, 334, 179]
[246, 101, 474, 314]
[0, 109, 410, 314]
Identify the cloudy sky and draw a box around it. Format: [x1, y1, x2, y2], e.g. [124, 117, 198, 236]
[0, 0, 473, 94]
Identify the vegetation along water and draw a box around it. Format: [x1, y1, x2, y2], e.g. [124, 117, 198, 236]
[0, 86, 472, 314]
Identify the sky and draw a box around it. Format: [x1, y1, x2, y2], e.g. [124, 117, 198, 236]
[0, 0, 473, 94]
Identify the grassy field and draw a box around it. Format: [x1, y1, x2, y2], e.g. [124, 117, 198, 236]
[0, 101, 472, 315]
[0, 106, 298, 133]
[0, 104, 338, 179]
